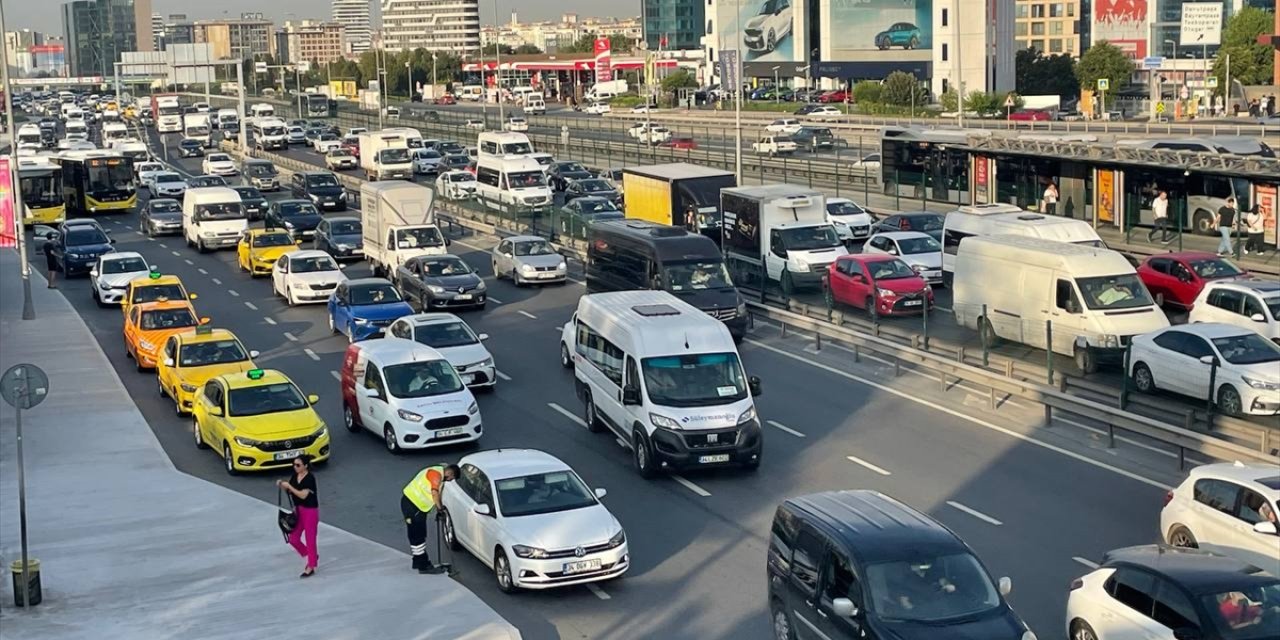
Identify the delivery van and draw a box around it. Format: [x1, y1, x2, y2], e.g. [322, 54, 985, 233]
[941, 203, 1105, 284]
[183, 187, 248, 253]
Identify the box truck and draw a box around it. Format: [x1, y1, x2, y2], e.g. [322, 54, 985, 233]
[153, 94, 182, 133]
[183, 112, 212, 147]
[358, 130, 413, 181]
[721, 184, 847, 295]
[360, 181, 448, 277]
[622, 163, 736, 241]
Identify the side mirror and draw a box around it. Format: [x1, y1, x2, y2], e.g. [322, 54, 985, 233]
[1251, 313, 1266, 323]
[249, 350, 260, 358]
[594, 488, 607, 499]
[162, 357, 174, 367]
[362, 387, 380, 398]
[150, 264, 159, 271]
[1198, 355, 1218, 366]
[772, 246, 788, 259]
[307, 394, 320, 405]
[89, 269, 98, 277]
[1253, 521, 1278, 536]
[471, 503, 492, 516]
[831, 598, 859, 619]
[622, 385, 641, 405]
[209, 406, 224, 417]
[748, 376, 763, 397]
[998, 576, 1012, 596]
[478, 333, 489, 341]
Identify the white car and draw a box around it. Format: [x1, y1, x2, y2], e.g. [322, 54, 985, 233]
[807, 105, 844, 119]
[641, 127, 672, 145]
[852, 153, 882, 172]
[271, 250, 347, 306]
[751, 135, 796, 156]
[440, 449, 629, 592]
[346, 127, 368, 137]
[826, 198, 873, 243]
[135, 162, 167, 188]
[583, 102, 612, 115]
[386, 313, 496, 390]
[743, 0, 793, 52]
[201, 153, 237, 177]
[766, 118, 802, 135]
[863, 231, 943, 284]
[503, 117, 529, 132]
[1188, 279, 1280, 345]
[630, 104, 656, 114]
[464, 119, 485, 130]
[150, 172, 188, 198]
[89, 252, 151, 307]
[1129, 323, 1280, 417]
[626, 123, 651, 139]
[1160, 461, 1280, 575]
[192, 102, 211, 113]
[313, 135, 343, 154]
[435, 170, 477, 200]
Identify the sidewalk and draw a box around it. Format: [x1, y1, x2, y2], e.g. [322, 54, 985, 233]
[0, 251, 521, 640]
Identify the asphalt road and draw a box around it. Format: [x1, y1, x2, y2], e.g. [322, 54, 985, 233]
[21, 127, 1200, 640]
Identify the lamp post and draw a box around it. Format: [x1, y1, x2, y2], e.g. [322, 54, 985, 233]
[405, 61, 413, 101]
[0, 0, 34, 320]
[772, 66, 780, 105]
[734, 0, 743, 183]
[432, 53, 438, 91]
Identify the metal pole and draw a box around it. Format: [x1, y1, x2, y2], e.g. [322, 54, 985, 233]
[1206, 359, 1218, 417]
[1045, 320, 1054, 385]
[15, 398, 29, 608]
[956, 11, 964, 129]
[114, 63, 121, 101]
[0, 0, 34, 320]
[236, 61, 248, 150]
[296, 68, 303, 119]
[734, 5, 743, 183]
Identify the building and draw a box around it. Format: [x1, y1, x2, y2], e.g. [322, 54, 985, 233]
[1014, 0, 1082, 56]
[61, 0, 148, 77]
[158, 15, 195, 50]
[381, 0, 480, 53]
[281, 20, 347, 64]
[933, 0, 1016, 97]
[194, 14, 273, 59]
[151, 12, 164, 50]
[5, 30, 45, 75]
[642, 0, 703, 50]
[31, 41, 69, 77]
[332, 0, 373, 54]
[480, 15, 641, 53]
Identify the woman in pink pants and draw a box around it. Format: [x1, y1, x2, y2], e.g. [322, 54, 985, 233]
[278, 454, 319, 578]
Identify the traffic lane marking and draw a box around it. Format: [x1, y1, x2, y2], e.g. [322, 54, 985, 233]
[946, 501, 1003, 526]
[766, 420, 805, 438]
[1073, 557, 1099, 569]
[671, 475, 711, 497]
[547, 402, 587, 428]
[845, 455, 891, 476]
[304, 348, 321, 361]
[517, 310, 537, 319]
[585, 584, 610, 600]
[283, 332, 299, 342]
[495, 370, 512, 381]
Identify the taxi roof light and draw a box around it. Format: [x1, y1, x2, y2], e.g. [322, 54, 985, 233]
[148, 271, 162, 279]
[195, 324, 213, 335]
[247, 369, 265, 380]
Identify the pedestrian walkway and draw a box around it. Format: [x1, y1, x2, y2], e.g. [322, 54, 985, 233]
[0, 251, 521, 640]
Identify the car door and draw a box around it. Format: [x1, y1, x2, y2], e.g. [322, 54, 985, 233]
[1168, 260, 1200, 308]
[1147, 331, 1194, 396]
[1098, 567, 1165, 640]
[198, 381, 228, 447]
[1051, 278, 1088, 355]
[359, 362, 392, 436]
[494, 240, 513, 274]
[1149, 578, 1197, 640]
[785, 524, 829, 640]
[1142, 258, 1176, 305]
[843, 260, 871, 309]
[814, 547, 866, 640]
[314, 219, 329, 251]
[124, 306, 142, 356]
[1178, 333, 1216, 401]
[272, 255, 290, 296]
[469, 468, 502, 563]
[876, 215, 898, 235]
[766, 229, 786, 281]
[827, 259, 852, 305]
[1188, 478, 1244, 559]
[395, 258, 419, 305]
[291, 174, 304, 198]
[446, 464, 481, 553]
[158, 336, 180, 396]
[329, 284, 350, 335]
[1233, 487, 1280, 573]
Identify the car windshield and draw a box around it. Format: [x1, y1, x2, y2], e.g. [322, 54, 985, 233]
[867, 259, 919, 280]
[307, 175, 339, 188]
[208, 154, 230, 163]
[1212, 333, 1280, 366]
[665, 260, 733, 291]
[191, 177, 225, 187]
[508, 171, 546, 188]
[412, 321, 478, 348]
[448, 173, 473, 182]
[179, 339, 248, 367]
[500, 142, 532, 155]
[66, 228, 109, 245]
[779, 226, 841, 251]
[577, 179, 611, 193]
[349, 284, 403, 305]
[1199, 583, 1280, 639]
[495, 471, 598, 518]
[578, 199, 618, 214]
[865, 553, 1001, 622]
[278, 202, 319, 217]
[906, 215, 944, 232]
[329, 149, 352, 157]
[133, 284, 185, 303]
[103, 257, 148, 274]
[227, 382, 308, 417]
[1189, 257, 1245, 279]
[396, 227, 444, 248]
[416, 149, 441, 159]
[196, 203, 243, 220]
[1076, 274, 1155, 310]
[330, 220, 360, 235]
[828, 201, 865, 216]
[233, 188, 263, 200]
[514, 240, 555, 256]
[383, 360, 464, 399]
[292, 256, 339, 273]
[380, 148, 410, 163]
[247, 164, 275, 176]
[422, 257, 472, 276]
[140, 308, 197, 330]
[641, 352, 747, 407]
[254, 233, 294, 247]
[558, 163, 586, 173]
[899, 236, 941, 254]
[155, 174, 183, 183]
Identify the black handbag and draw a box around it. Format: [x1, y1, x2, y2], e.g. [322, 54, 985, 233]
[277, 487, 298, 541]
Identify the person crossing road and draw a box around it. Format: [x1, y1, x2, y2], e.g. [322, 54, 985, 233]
[401, 463, 460, 574]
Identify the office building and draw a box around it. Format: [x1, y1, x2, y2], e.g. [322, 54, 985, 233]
[332, 0, 372, 54]
[151, 12, 164, 49]
[933, 0, 1016, 96]
[281, 20, 347, 64]
[159, 14, 195, 50]
[1015, 0, 1081, 56]
[381, 0, 480, 52]
[194, 13, 273, 59]
[61, 0, 147, 76]
[642, 0, 703, 50]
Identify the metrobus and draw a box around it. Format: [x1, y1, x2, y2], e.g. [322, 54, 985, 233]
[306, 94, 334, 117]
[54, 151, 137, 215]
[1117, 137, 1270, 234]
[16, 157, 66, 226]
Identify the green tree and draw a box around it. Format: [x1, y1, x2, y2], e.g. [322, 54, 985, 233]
[940, 90, 959, 111]
[660, 68, 698, 91]
[879, 71, 927, 107]
[1212, 7, 1275, 92]
[1075, 41, 1135, 103]
[481, 44, 515, 56]
[1016, 48, 1079, 97]
[513, 44, 543, 55]
[560, 33, 633, 54]
[851, 80, 881, 104]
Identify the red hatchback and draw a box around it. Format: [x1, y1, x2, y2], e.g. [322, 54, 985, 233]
[828, 254, 934, 318]
[662, 137, 698, 150]
[1008, 109, 1052, 121]
[434, 95, 456, 105]
[819, 90, 849, 103]
[1136, 252, 1248, 310]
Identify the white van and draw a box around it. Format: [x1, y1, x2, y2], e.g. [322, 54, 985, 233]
[248, 103, 275, 125]
[941, 204, 1105, 284]
[474, 156, 553, 211]
[182, 187, 248, 253]
[385, 127, 423, 149]
[102, 122, 131, 145]
[476, 131, 534, 159]
[560, 290, 763, 477]
[953, 235, 1169, 373]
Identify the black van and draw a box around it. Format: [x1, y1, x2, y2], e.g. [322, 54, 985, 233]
[586, 219, 747, 340]
[767, 491, 1032, 640]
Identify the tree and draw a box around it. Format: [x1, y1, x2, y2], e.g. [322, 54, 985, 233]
[851, 80, 881, 104]
[513, 44, 542, 55]
[1212, 7, 1275, 92]
[879, 71, 927, 107]
[660, 69, 698, 91]
[1016, 48, 1079, 98]
[560, 33, 633, 54]
[1075, 41, 1135, 101]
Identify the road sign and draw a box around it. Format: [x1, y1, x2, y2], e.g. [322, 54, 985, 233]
[0, 364, 48, 410]
[1206, 76, 1219, 88]
[254, 61, 267, 74]
[1156, 101, 1166, 114]
[1096, 78, 1110, 91]
[1180, 2, 1223, 47]
[1004, 94, 1015, 108]
[1142, 56, 1165, 70]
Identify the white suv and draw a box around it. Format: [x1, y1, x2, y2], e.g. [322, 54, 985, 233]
[1160, 461, 1280, 575]
[1188, 279, 1280, 345]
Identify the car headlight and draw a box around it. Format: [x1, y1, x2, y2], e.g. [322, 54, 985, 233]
[1101, 334, 1121, 348]
[283, 221, 295, 229]
[353, 317, 371, 325]
[790, 262, 810, 273]
[202, 231, 216, 238]
[876, 288, 895, 298]
[397, 409, 423, 422]
[1022, 632, 1038, 640]
[650, 413, 681, 430]
[476, 357, 494, 369]
[427, 284, 445, 294]
[737, 406, 757, 424]
[308, 194, 319, 202]
[520, 264, 535, 273]
[910, 263, 928, 273]
[512, 544, 548, 559]
[339, 192, 348, 201]
[234, 435, 261, 447]
[557, 261, 567, 270]
[180, 383, 198, 393]
[312, 426, 328, 439]
[138, 339, 156, 351]
[607, 529, 626, 548]
[1242, 376, 1280, 391]
[465, 402, 480, 416]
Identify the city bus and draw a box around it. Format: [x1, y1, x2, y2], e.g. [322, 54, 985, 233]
[306, 94, 334, 117]
[1117, 137, 1269, 234]
[16, 157, 66, 226]
[55, 150, 137, 216]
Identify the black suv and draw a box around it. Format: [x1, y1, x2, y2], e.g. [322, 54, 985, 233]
[791, 127, 837, 151]
[768, 491, 1032, 640]
[265, 200, 324, 240]
[290, 171, 347, 211]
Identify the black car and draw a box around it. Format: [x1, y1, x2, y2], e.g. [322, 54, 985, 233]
[438, 141, 465, 156]
[139, 198, 184, 237]
[441, 154, 470, 171]
[178, 138, 205, 157]
[314, 216, 364, 260]
[871, 211, 945, 241]
[186, 175, 227, 189]
[290, 171, 347, 211]
[265, 200, 324, 240]
[769, 491, 1032, 640]
[303, 128, 325, 145]
[47, 223, 115, 276]
[394, 254, 485, 311]
[230, 186, 269, 220]
[563, 178, 621, 205]
[546, 161, 593, 191]
[790, 126, 836, 151]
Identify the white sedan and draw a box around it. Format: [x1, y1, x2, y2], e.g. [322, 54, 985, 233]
[150, 172, 188, 198]
[435, 170, 477, 200]
[386, 313, 496, 390]
[503, 117, 529, 132]
[201, 153, 237, 176]
[862, 231, 943, 284]
[90, 252, 151, 307]
[136, 163, 168, 189]
[440, 449, 629, 593]
[626, 123, 649, 139]
[464, 119, 485, 130]
[271, 250, 348, 306]
[1129, 323, 1280, 416]
[582, 102, 612, 115]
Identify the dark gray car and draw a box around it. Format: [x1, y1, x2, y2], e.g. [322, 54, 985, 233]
[139, 198, 184, 237]
[314, 216, 364, 261]
[230, 186, 269, 220]
[395, 254, 487, 311]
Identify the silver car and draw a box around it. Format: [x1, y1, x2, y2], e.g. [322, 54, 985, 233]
[491, 235, 567, 286]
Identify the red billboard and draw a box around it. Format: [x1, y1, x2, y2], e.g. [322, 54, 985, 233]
[0, 157, 14, 249]
[593, 37, 612, 84]
[1093, 0, 1149, 59]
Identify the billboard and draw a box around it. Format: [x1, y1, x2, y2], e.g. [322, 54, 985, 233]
[1179, 2, 1223, 47]
[0, 157, 13, 249]
[594, 37, 613, 84]
[1093, 0, 1149, 59]
[718, 0, 802, 63]
[822, 0, 932, 64]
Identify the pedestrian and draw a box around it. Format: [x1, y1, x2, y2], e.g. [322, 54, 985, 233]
[1042, 182, 1059, 216]
[401, 463, 460, 574]
[1215, 197, 1238, 256]
[1243, 205, 1265, 256]
[277, 455, 319, 578]
[1148, 191, 1172, 244]
[42, 233, 58, 289]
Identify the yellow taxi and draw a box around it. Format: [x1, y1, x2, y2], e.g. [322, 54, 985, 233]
[193, 368, 331, 474]
[156, 326, 260, 416]
[122, 273, 197, 318]
[237, 228, 299, 277]
[124, 300, 205, 371]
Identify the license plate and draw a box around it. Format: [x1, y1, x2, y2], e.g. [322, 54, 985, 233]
[435, 427, 466, 437]
[538, 273, 557, 279]
[904, 300, 923, 306]
[563, 559, 602, 575]
[273, 449, 303, 461]
[456, 294, 472, 300]
[351, 249, 364, 255]
[462, 374, 475, 384]
[699, 454, 731, 464]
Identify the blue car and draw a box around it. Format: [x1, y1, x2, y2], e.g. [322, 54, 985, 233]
[48, 222, 115, 276]
[327, 278, 414, 342]
[876, 22, 922, 50]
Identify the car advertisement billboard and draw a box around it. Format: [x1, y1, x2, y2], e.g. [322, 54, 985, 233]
[718, 0, 802, 63]
[822, 0, 933, 63]
[1092, 0, 1150, 59]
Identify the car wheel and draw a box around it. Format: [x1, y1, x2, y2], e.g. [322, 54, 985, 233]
[560, 342, 572, 369]
[1070, 620, 1099, 640]
[1132, 362, 1156, 393]
[285, 287, 296, 306]
[1074, 347, 1097, 375]
[494, 548, 516, 594]
[343, 402, 359, 432]
[223, 443, 238, 475]
[771, 605, 796, 640]
[1168, 525, 1198, 548]
[583, 390, 603, 433]
[877, 36, 888, 50]
[511, 268, 523, 287]
[908, 36, 919, 50]
[492, 261, 501, 279]
[194, 418, 208, 449]
[1192, 210, 1214, 236]
[633, 432, 657, 479]
[979, 317, 999, 349]
[384, 425, 402, 454]
[442, 508, 461, 551]
[1218, 385, 1244, 417]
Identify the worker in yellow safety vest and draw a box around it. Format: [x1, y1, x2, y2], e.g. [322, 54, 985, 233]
[401, 463, 460, 573]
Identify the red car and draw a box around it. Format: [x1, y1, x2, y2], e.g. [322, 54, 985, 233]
[818, 90, 849, 104]
[1136, 252, 1248, 310]
[340, 136, 360, 160]
[1008, 108, 1052, 121]
[662, 137, 698, 150]
[827, 254, 934, 318]
[434, 95, 456, 105]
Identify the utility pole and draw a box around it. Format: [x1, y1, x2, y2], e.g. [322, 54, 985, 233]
[734, 3, 743, 183]
[0, 0, 35, 320]
[236, 60, 247, 150]
[956, 15, 965, 128]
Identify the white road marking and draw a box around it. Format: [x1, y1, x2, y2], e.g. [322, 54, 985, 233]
[171, 251, 181, 256]
[744, 338, 1174, 491]
[304, 348, 321, 361]
[585, 584, 611, 600]
[946, 501, 1003, 526]
[547, 402, 588, 428]
[198, 268, 208, 275]
[184, 259, 193, 265]
[227, 289, 240, 297]
[264, 317, 277, 325]
[330, 370, 341, 381]
[1073, 557, 1099, 570]
[283, 332, 299, 342]
[671, 475, 712, 497]
[159, 243, 168, 248]
[487, 296, 503, 304]
[495, 370, 512, 381]
[212, 278, 222, 285]
[845, 455, 891, 476]
[147, 237, 156, 242]
[615, 437, 628, 449]
[766, 420, 805, 438]
[517, 310, 537, 319]
[244, 301, 258, 310]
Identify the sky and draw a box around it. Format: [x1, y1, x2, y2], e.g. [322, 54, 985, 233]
[18, 0, 637, 37]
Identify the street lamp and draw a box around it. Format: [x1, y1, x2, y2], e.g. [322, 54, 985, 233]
[0, 0, 34, 320]
[772, 66, 780, 104]
[405, 61, 413, 100]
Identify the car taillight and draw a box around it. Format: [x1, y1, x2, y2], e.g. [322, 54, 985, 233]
[1069, 578, 1084, 591]
[1163, 490, 1174, 506]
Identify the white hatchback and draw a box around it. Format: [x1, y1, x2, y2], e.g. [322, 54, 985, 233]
[1160, 461, 1280, 575]
[1188, 279, 1280, 345]
[386, 313, 496, 390]
[440, 449, 628, 592]
[90, 252, 151, 307]
[863, 231, 943, 284]
[1129, 323, 1280, 417]
[271, 250, 347, 305]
